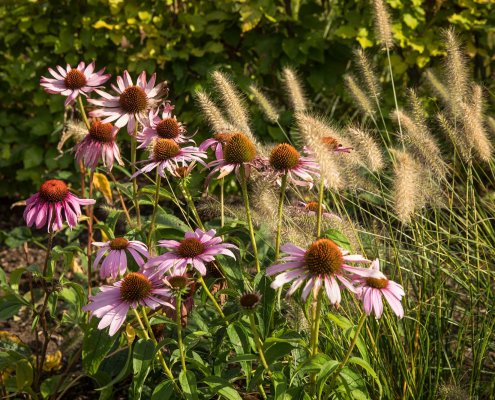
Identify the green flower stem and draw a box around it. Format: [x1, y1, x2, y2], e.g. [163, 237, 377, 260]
[133, 308, 181, 395]
[131, 124, 141, 229]
[275, 173, 288, 260]
[77, 96, 90, 130]
[239, 165, 260, 273]
[316, 179, 325, 238]
[87, 170, 95, 297]
[108, 170, 133, 227]
[180, 183, 205, 230]
[327, 313, 367, 389]
[147, 170, 161, 250]
[197, 275, 225, 320]
[220, 177, 225, 229]
[309, 290, 323, 394]
[386, 45, 403, 145]
[176, 293, 187, 372]
[248, 313, 273, 379]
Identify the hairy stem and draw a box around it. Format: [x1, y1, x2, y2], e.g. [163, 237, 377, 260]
[316, 179, 325, 237]
[275, 174, 288, 260]
[248, 313, 273, 379]
[180, 183, 205, 230]
[176, 293, 187, 372]
[147, 170, 161, 250]
[197, 275, 225, 320]
[130, 126, 141, 228]
[87, 170, 94, 296]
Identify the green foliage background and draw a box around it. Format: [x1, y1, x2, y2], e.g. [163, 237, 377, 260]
[1, 0, 494, 197]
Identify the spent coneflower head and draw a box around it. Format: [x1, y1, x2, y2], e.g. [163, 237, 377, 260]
[239, 291, 262, 310]
[24, 179, 95, 232]
[371, 0, 394, 49]
[131, 138, 207, 179]
[354, 259, 405, 318]
[92, 238, 149, 279]
[145, 228, 237, 276]
[137, 102, 191, 148]
[82, 269, 173, 336]
[74, 120, 123, 170]
[268, 143, 319, 188]
[89, 71, 166, 135]
[267, 239, 373, 304]
[40, 61, 110, 106]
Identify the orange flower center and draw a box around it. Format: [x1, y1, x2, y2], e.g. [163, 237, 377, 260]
[89, 121, 114, 143]
[177, 238, 205, 258]
[119, 86, 148, 114]
[109, 237, 129, 250]
[223, 133, 256, 164]
[168, 275, 188, 289]
[120, 272, 152, 302]
[304, 201, 319, 212]
[153, 139, 181, 161]
[214, 132, 235, 144]
[156, 118, 180, 139]
[64, 69, 87, 90]
[365, 277, 389, 289]
[321, 136, 341, 150]
[269, 143, 300, 171]
[304, 239, 343, 275]
[39, 180, 69, 203]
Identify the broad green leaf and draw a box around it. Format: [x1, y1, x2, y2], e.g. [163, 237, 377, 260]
[132, 339, 155, 400]
[16, 359, 33, 390]
[152, 380, 174, 400]
[203, 376, 242, 400]
[82, 319, 119, 375]
[0, 294, 28, 320]
[347, 357, 382, 398]
[179, 370, 199, 400]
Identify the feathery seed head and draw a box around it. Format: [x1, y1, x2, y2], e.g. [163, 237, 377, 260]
[371, 0, 394, 49]
[249, 85, 279, 123]
[344, 75, 375, 115]
[195, 91, 234, 132]
[283, 67, 307, 112]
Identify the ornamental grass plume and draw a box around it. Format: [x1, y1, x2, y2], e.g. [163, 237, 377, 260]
[391, 149, 426, 224]
[145, 228, 237, 276]
[89, 71, 166, 134]
[24, 179, 95, 232]
[40, 61, 110, 106]
[212, 71, 252, 136]
[92, 237, 149, 279]
[195, 90, 235, 132]
[131, 138, 206, 179]
[346, 125, 384, 173]
[344, 74, 376, 116]
[354, 48, 381, 102]
[487, 116, 495, 138]
[444, 28, 469, 114]
[424, 69, 450, 106]
[437, 112, 471, 162]
[74, 119, 123, 170]
[268, 239, 373, 304]
[282, 67, 307, 113]
[371, 0, 394, 49]
[83, 269, 173, 336]
[249, 85, 279, 123]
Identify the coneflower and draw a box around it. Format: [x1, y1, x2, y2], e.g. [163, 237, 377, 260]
[391, 149, 425, 223]
[371, 0, 394, 49]
[344, 75, 376, 116]
[212, 71, 252, 136]
[346, 125, 384, 172]
[249, 85, 279, 123]
[195, 90, 235, 132]
[283, 67, 307, 113]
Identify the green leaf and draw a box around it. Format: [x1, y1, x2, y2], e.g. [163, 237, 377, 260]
[9, 267, 26, 293]
[132, 339, 155, 400]
[316, 359, 340, 399]
[347, 357, 382, 397]
[82, 319, 119, 375]
[203, 376, 242, 400]
[179, 370, 199, 400]
[323, 229, 351, 250]
[16, 359, 33, 391]
[0, 294, 28, 320]
[151, 380, 175, 400]
[23, 146, 43, 169]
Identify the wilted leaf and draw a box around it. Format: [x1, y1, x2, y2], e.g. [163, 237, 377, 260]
[93, 172, 113, 204]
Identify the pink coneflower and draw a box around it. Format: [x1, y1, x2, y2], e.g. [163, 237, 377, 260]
[137, 102, 191, 148]
[267, 239, 373, 304]
[354, 259, 405, 318]
[92, 237, 150, 279]
[74, 120, 123, 170]
[145, 228, 237, 276]
[89, 71, 165, 134]
[320, 136, 353, 153]
[23, 179, 95, 232]
[268, 143, 319, 188]
[199, 132, 236, 154]
[204, 133, 260, 185]
[131, 138, 207, 179]
[40, 61, 110, 106]
[83, 270, 173, 336]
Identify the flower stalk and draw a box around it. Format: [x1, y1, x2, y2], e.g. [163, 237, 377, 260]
[131, 128, 142, 229]
[248, 312, 273, 379]
[197, 275, 225, 320]
[275, 173, 288, 260]
[147, 169, 161, 249]
[176, 293, 187, 372]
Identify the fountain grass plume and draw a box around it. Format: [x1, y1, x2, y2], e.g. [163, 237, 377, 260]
[371, 0, 394, 49]
[344, 75, 375, 116]
[355, 48, 381, 101]
[249, 84, 279, 123]
[283, 67, 307, 113]
[346, 125, 384, 173]
[195, 90, 235, 132]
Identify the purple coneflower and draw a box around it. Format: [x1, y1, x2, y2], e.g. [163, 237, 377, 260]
[92, 237, 149, 279]
[40, 61, 110, 106]
[83, 270, 173, 336]
[320, 136, 353, 153]
[137, 102, 191, 148]
[204, 132, 260, 185]
[268, 143, 319, 188]
[354, 259, 405, 318]
[267, 239, 373, 304]
[24, 179, 95, 232]
[199, 132, 236, 154]
[145, 228, 237, 276]
[75, 120, 123, 170]
[131, 138, 207, 179]
[89, 71, 165, 134]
